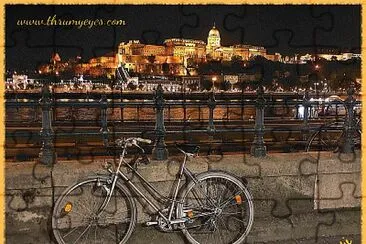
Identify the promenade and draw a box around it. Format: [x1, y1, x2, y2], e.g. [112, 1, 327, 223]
[5, 151, 361, 243]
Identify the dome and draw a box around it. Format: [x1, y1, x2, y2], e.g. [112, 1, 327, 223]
[208, 26, 220, 38]
[207, 23, 221, 48]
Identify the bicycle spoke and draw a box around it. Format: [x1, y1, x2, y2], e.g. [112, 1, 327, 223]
[82, 224, 93, 243]
[62, 225, 83, 239]
[73, 197, 97, 215]
[94, 225, 97, 244]
[221, 211, 242, 215]
[72, 224, 92, 244]
[181, 174, 253, 244]
[230, 215, 246, 224]
[53, 179, 136, 244]
[219, 190, 243, 209]
[188, 185, 214, 209]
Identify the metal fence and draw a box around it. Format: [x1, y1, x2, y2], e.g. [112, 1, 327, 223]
[5, 84, 361, 165]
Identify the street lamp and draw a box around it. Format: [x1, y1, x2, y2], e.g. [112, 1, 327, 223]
[212, 76, 217, 91]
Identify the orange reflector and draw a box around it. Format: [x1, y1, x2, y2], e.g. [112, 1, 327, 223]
[64, 202, 73, 213]
[235, 195, 242, 204]
[187, 210, 194, 218]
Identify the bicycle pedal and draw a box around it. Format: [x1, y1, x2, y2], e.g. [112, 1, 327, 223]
[145, 221, 158, 226]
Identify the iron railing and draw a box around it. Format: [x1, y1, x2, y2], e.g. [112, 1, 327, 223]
[5, 84, 361, 164]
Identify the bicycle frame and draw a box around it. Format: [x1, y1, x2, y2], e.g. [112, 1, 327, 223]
[98, 145, 198, 225]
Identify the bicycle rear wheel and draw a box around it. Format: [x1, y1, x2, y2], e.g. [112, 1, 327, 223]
[177, 171, 254, 244]
[52, 176, 137, 244]
[306, 120, 361, 152]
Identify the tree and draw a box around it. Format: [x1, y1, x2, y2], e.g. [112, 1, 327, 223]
[231, 55, 243, 73]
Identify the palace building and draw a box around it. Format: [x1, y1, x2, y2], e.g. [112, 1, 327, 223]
[164, 38, 206, 63]
[39, 23, 282, 77]
[205, 24, 280, 62]
[207, 23, 221, 51]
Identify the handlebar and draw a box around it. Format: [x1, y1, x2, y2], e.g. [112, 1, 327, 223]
[115, 137, 152, 147]
[135, 138, 152, 144]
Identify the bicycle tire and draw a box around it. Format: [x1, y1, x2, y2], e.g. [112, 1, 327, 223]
[177, 171, 254, 244]
[305, 120, 361, 152]
[52, 176, 137, 244]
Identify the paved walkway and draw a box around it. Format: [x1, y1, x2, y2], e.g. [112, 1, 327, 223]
[6, 207, 360, 243]
[5, 152, 361, 243]
[6, 224, 361, 244]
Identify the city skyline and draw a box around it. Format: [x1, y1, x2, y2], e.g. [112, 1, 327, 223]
[6, 5, 361, 70]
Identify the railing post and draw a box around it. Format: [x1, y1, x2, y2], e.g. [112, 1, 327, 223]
[38, 84, 56, 165]
[340, 85, 356, 153]
[302, 90, 310, 140]
[152, 84, 168, 160]
[251, 85, 266, 157]
[207, 91, 216, 135]
[99, 95, 109, 146]
[295, 92, 300, 119]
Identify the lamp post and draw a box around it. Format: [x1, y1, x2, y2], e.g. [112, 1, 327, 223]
[212, 76, 217, 92]
[152, 84, 168, 160]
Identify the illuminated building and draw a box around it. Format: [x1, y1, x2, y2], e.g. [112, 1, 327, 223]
[205, 24, 275, 62]
[118, 40, 165, 57]
[164, 38, 206, 63]
[142, 45, 166, 56]
[88, 52, 117, 68]
[207, 23, 221, 51]
[38, 25, 283, 78]
[117, 39, 206, 76]
[264, 53, 282, 62]
[118, 40, 145, 55]
[87, 52, 118, 77]
[298, 52, 361, 63]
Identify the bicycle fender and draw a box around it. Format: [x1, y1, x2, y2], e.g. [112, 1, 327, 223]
[193, 170, 249, 186]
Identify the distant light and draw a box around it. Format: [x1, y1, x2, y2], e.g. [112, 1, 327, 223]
[298, 105, 305, 119]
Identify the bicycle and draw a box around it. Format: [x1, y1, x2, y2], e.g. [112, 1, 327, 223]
[52, 137, 254, 244]
[305, 111, 361, 152]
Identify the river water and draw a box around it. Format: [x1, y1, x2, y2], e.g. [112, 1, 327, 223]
[6, 104, 299, 123]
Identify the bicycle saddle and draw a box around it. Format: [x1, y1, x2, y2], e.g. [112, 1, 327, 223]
[175, 143, 200, 154]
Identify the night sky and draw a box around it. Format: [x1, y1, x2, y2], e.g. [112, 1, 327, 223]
[6, 5, 361, 71]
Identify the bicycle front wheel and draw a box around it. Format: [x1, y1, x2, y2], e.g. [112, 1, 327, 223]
[177, 171, 254, 244]
[52, 176, 137, 244]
